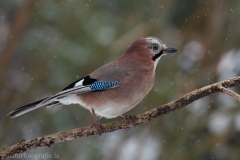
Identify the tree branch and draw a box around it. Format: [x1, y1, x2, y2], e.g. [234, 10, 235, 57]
[218, 86, 240, 103]
[1, 76, 240, 160]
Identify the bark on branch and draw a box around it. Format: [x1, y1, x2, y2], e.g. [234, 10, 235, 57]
[1, 76, 240, 160]
[218, 86, 240, 103]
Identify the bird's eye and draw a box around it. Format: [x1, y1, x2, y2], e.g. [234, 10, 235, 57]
[152, 44, 159, 51]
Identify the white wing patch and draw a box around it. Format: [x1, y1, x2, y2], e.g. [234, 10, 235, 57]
[74, 79, 84, 87]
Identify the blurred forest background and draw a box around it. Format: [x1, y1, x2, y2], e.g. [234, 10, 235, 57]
[0, 0, 240, 160]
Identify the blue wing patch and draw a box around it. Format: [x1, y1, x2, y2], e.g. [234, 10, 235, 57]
[90, 81, 120, 91]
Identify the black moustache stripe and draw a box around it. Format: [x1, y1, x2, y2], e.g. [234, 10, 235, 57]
[152, 50, 163, 61]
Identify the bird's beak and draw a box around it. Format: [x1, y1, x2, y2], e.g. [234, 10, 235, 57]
[162, 44, 178, 54]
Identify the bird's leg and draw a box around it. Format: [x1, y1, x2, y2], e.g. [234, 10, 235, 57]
[91, 109, 104, 135]
[121, 114, 137, 126]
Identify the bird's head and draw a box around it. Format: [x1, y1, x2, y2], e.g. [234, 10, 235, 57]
[145, 36, 177, 60]
[123, 37, 177, 67]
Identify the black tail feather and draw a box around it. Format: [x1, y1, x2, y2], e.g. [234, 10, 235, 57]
[7, 98, 47, 118]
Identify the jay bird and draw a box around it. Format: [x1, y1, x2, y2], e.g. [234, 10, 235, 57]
[7, 37, 177, 134]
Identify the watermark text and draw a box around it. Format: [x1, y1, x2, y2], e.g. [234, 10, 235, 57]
[9, 152, 59, 159]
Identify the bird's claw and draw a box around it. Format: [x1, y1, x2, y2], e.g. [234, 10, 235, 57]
[94, 122, 104, 136]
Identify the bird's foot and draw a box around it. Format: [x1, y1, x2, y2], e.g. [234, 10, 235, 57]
[122, 114, 137, 127]
[91, 108, 104, 136]
[93, 122, 104, 136]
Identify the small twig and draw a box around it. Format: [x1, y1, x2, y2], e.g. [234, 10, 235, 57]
[218, 86, 240, 103]
[0, 76, 240, 160]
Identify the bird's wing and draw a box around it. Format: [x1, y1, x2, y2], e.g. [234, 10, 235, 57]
[39, 60, 131, 107]
[38, 76, 120, 106]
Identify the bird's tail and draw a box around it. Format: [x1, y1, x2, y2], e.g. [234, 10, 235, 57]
[7, 98, 61, 118]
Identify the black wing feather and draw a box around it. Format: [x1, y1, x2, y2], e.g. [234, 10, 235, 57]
[62, 75, 97, 91]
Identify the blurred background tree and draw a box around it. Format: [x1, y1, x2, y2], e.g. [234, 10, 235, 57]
[0, 0, 240, 160]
